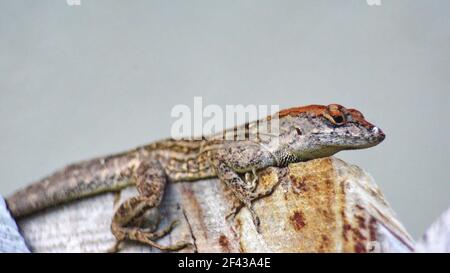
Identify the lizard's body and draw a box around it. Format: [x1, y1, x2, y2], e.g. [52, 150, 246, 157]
[7, 104, 385, 251]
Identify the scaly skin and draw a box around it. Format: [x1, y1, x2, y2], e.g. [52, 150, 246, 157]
[6, 104, 385, 251]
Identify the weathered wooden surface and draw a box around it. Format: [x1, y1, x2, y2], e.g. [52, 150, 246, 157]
[416, 206, 450, 253]
[15, 157, 415, 253]
[0, 197, 29, 253]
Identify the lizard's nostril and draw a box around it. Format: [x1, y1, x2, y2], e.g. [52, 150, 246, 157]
[372, 127, 385, 141]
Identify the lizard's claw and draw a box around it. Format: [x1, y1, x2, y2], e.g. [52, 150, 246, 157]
[244, 169, 258, 191]
[248, 206, 261, 233]
[226, 201, 262, 234]
[107, 240, 124, 253]
[141, 220, 193, 251]
[250, 178, 281, 201]
[225, 202, 244, 220]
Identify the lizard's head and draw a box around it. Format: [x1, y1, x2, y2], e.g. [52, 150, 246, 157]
[276, 104, 385, 159]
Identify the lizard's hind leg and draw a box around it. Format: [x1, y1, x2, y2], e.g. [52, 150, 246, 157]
[110, 159, 191, 252]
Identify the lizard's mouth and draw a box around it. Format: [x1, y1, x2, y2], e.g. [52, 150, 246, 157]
[344, 127, 385, 149]
[332, 126, 386, 150]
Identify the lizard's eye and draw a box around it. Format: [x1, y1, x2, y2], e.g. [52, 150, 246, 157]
[324, 113, 346, 126]
[295, 128, 302, 135]
[325, 104, 346, 126]
[332, 115, 345, 125]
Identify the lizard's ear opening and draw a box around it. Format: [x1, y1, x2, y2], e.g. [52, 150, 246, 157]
[325, 114, 346, 126]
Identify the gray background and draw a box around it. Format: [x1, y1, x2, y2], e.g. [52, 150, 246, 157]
[0, 0, 448, 240]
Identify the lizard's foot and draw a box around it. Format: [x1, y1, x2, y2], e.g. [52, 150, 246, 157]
[225, 179, 279, 233]
[244, 168, 258, 191]
[225, 200, 261, 233]
[107, 240, 124, 253]
[111, 220, 192, 252]
[249, 179, 280, 201]
[246, 180, 282, 234]
[131, 220, 192, 251]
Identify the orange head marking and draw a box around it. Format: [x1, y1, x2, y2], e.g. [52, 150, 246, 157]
[278, 105, 327, 118]
[278, 104, 377, 130]
[346, 108, 375, 130]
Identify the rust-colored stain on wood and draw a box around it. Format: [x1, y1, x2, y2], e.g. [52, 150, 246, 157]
[218, 234, 230, 252]
[290, 211, 306, 230]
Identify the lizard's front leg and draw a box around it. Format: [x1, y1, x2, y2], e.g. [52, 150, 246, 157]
[110, 158, 191, 252]
[211, 159, 263, 231]
[209, 143, 280, 231]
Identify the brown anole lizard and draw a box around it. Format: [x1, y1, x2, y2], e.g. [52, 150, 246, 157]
[6, 104, 385, 251]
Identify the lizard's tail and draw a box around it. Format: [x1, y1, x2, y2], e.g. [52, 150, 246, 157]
[6, 151, 140, 218]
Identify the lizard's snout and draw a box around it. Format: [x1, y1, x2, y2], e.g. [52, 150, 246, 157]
[371, 126, 385, 142]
